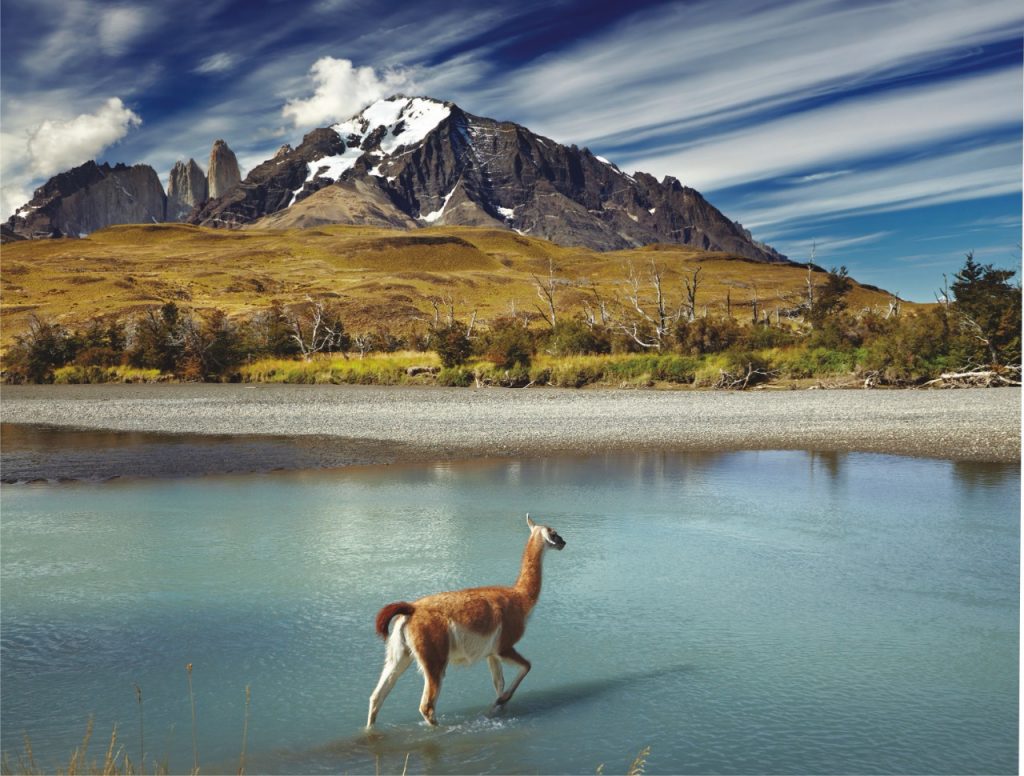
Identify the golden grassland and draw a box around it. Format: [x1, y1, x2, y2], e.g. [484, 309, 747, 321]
[0, 222, 910, 348]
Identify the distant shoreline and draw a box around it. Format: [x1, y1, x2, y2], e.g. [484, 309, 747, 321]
[1, 384, 1019, 482]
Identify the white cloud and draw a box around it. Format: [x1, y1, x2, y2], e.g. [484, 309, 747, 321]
[625, 67, 1022, 192]
[195, 52, 238, 74]
[282, 57, 412, 128]
[24, 1, 155, 73]
[97, 6, 148, 55]
[475, 0, 1024, 147]
[27, 97, 143, 177]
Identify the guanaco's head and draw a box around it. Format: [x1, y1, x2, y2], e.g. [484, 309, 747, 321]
[526, 514, 566, 551]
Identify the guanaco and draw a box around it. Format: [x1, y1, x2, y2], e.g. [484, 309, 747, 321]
[367, 514, 566, 727]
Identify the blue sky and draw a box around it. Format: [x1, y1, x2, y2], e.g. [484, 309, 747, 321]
[1, 0, 1021, 301]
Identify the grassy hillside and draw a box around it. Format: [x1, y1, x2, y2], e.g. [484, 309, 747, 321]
[0, 223, 905, 347]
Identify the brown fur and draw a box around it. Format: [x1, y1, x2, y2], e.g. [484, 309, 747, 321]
[375, 601, 415, 639]
[367, 523, 563, 726]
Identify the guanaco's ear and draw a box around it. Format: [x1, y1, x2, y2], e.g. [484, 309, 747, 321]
[526, 514, 536, 530]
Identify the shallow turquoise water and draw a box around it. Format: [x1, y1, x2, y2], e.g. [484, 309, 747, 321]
[1, 451, 1018, 774]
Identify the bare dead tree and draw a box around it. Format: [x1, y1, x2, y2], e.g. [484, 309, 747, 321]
[616, 259, 687, 350]
[424, 294, 476, 340]
[683, 266, 701, 321]
[352, 332, 375, 359]
[935, 274, 951, 309]
[287, 298, 348, 361]
[804, 241, 817, 313]
[532, 257, 559, 328]
[750, 282, 760, 324]
[581, 283, 610, 329]
[885, 293, 902, 319]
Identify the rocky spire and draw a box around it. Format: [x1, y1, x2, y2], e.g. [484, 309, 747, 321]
[166, 159, 208, 221]
[207, 139, 241, 199]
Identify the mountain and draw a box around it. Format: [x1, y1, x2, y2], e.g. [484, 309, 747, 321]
[166, 158, 208, 221]
[208, 139, 241, 199]
[5, 161, 166, 240]
[191, 96, 786, 262]
[5, 97, 783, 262]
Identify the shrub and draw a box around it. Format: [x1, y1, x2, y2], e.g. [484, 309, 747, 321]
[772, 346, 855, 378]
[431, 323, 473, 368]
[548, 359, 604, 388]
[857, 309, 954, 384]
[740, 324, 796, 350]
[717, 349, 773, 388]
[676, 316, 741, 355]
[437, 366, 474, 387]
[475, 363, 533, 387]
[478, 317, 534, 368]
[547, 319, 610, 356]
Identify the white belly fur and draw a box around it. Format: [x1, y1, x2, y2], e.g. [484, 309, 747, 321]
[447, 622, 501, 666]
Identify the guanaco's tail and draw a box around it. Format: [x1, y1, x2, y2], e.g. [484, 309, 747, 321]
[375, 601, 415, 639]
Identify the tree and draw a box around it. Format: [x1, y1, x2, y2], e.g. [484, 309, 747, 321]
[617, 260, 687, 351]
[246, 301, 299, 358]
[286, 299, 350, 360]
[950, 252, 1021, 365]
[533, 257, 560, 328]
[5, 315, 77, 382]
[179, 308, 244, 379]
[807, 266, 852, 328]
[128, 302, 185, 372]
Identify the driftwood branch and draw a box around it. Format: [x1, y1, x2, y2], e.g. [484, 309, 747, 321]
[714, 362, 776, 389]
[920, 366, 1021, 389]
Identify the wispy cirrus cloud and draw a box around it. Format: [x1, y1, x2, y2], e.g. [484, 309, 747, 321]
[623, 66, 1022, 192]
[737, 141, 1021, 230]
[194, 52, 238, 74]
[22, 0, 159, 75]
[468, 0, 1024, 147]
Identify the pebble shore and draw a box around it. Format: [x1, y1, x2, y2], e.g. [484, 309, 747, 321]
[1, 384, 1018, 480]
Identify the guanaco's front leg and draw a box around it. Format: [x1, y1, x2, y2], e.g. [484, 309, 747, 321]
[491, 647, 530, 710]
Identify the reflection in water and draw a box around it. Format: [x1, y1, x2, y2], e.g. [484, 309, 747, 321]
[952, 459, 1021, 492]
[809, 450, 846, 481]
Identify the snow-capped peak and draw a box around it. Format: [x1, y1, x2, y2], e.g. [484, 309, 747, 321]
[332, 95, 451, 157]
[295, 96, 453, 200]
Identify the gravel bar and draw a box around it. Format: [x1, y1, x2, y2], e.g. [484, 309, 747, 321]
[1, 384, 1019, 480]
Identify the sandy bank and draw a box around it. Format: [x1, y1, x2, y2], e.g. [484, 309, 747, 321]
[1, 384, 1019, 480]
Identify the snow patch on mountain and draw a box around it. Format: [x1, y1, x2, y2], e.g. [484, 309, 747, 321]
[419, 186, 456, 223]
[305, 153, 360, 186]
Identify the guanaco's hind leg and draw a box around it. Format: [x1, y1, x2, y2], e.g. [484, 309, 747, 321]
[492, 647, 531, 710]
[407, 618, 449, 726]
[419, 664, 445, 726]
[367, 648, 412, 727]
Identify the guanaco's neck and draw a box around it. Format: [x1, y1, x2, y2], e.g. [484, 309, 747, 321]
[514, 533, 546, 607]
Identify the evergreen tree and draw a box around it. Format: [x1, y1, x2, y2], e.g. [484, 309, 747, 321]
[950, 252, 1021, 364]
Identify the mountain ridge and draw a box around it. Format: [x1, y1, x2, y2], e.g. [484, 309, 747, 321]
[191, 95, 787, 262]
[6, 95, 787, 264]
